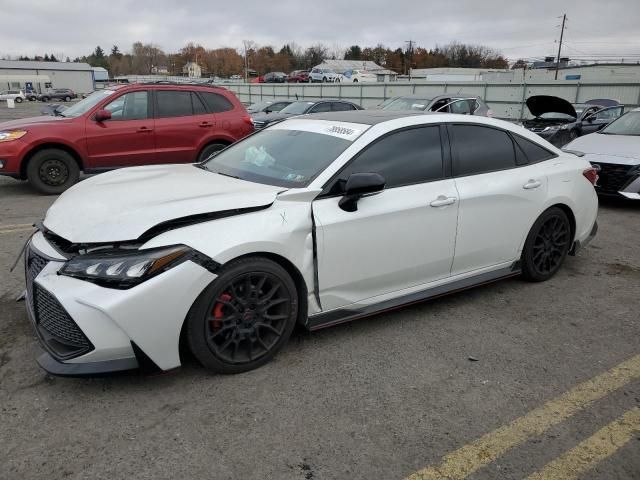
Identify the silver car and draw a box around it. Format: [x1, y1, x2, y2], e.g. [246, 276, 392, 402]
[378, 93, 492, 117]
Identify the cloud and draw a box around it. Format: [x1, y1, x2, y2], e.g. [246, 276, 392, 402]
[1, 0, 638, 62]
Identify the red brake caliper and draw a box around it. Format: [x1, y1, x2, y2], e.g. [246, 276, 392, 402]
[212, 293, 232, 330]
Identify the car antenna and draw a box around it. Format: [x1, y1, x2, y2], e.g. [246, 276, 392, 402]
[295, 93, 299, 100]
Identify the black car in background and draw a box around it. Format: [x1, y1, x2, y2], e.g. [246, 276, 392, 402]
[251, 99, 363, 129]
[263, 72, 287, 83]
[523, 96, 624, 147]
[37, 88, 78, 102]
[246, 100, 293, 114]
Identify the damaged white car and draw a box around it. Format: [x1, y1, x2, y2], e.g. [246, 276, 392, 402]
[24, 111, 599, 376]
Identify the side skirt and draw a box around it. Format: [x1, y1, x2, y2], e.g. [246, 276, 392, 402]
[307, 263, 521, 331]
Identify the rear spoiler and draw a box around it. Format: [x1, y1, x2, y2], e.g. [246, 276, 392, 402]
[561, 149, 585, 157]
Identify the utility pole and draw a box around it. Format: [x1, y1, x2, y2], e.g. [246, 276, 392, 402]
[555, 13, 567, 80]
[405, 40, 415, 79]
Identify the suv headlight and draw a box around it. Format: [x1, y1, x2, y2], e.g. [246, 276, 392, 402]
[0, 130, 27, 142]
[59, 245, 191, 288]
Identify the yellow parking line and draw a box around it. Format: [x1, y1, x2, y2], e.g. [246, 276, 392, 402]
[0, 223, 33, 230]
[405, 354, 640, 480]
[526, 407, 640, 480]
[0, 227, 34, 235]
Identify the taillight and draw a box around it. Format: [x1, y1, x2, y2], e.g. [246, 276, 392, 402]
[242, 115, 254, 127]
[583, 167, 599, 185]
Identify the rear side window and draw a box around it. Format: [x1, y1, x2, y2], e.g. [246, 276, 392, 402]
[156, 90, 192, 117]
[513, 134, 556, 165]
[332, 126, 443, 190]
[332, 102, 356, 111]
[449, 124, 516, 176]
[200, 92, 234, 113]
[310, 103, 332, 113]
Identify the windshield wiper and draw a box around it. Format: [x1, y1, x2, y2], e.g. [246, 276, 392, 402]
[216, 171, 241, 180]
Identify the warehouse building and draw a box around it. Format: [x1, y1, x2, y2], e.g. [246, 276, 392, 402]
[0, 60, 95, 94]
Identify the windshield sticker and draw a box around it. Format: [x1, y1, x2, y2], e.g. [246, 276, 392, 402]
[327, 126, 355, 136]
[270, 119, 367, 140]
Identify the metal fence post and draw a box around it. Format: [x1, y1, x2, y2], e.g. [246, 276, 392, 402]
[360, 84, 363, 106]
[444, 83, 448, 93]
[574, 83, 581, 103]
[519, 82, 527, 121]
[483, 82, 488, 102]
[339, 82, 342, 99]
[412, 83, 416, 94]
[383, 83, 387, 100]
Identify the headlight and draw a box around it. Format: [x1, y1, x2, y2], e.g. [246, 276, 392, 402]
[0, 130, 27, 142]
[59, 245, 191, 288]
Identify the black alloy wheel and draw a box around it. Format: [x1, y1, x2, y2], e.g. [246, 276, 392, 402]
[187, 257, 298, 374]
[521, 207, 572, 281]
[197, 142, 227, 162]
[26, 148, 80, 194]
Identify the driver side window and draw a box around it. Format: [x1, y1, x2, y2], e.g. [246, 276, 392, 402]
[104, 91, 148, 120]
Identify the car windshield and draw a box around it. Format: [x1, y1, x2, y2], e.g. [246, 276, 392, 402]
[58, 89, 115, 118]
[201, 128, 352, 188]
[382, 97, 432, 111]
[600, 111, 640, 136]
[279, 101, 315, 115]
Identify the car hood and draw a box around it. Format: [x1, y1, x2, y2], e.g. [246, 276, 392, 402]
[43, 164, 286, 243]
[526, 95, 577, 118]
[565, 133, 640, 165]
[0, 115, 72, 129]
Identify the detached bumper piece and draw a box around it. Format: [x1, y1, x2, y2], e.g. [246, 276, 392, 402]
[37, 352, 138, 377]
[570, 221, 598, 256]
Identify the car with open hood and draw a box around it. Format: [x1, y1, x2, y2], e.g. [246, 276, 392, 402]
[250, 99, 362, 129]
[523, 96, 624, 147]
[23, 110, 598, 377]
[564, 108, 640, 200]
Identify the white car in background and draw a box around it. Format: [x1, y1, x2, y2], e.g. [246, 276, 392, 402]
[309, 67, 340, 83]
[0, 90, 26, 103]
[24, 111, 598, 377]
[339, 69, 378, 83]
[564, 108, 640, 200]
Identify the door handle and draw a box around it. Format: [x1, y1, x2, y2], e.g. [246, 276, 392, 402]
[137, 127, 153, 133]
[430, 195, 457, 207]
[523, 179, 542, 190]
[199, 122, 213, 128]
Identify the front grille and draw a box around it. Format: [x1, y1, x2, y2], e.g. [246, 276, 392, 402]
[253, 121, 267, 129]
[25, 246, 48, 307]
[34, 284, 93, 358]
[595, 163, 635, 193]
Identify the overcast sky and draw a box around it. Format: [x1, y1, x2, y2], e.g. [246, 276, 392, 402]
[2, 0, 639, 63]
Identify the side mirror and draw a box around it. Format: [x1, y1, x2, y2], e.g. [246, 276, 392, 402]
[338, 173, 385, 212]
[264, 108, 272, 114]
[95, 109, 112, 122]
[586, 115, 595, 123]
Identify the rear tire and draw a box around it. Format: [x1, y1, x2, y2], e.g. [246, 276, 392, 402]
[521, 207, 572, 282]
[15, 97, 23, 103]
[64, 96, 71, 102]
[187, 257, 298, 374]
[41, 96, 49, 102]
[26, 148, 80, 195]
[197, 142, 227, 162]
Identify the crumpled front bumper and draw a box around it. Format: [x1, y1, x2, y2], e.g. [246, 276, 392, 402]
[24, 232, 216, 376]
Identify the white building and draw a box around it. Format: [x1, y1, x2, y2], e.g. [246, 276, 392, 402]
[317, 60, 398, 82]
[0, 60, 95, 93]
[183, 62, 202, 78]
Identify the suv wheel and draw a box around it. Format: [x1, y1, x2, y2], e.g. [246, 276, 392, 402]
[15, 97, 23, 103]
[197, 142, 227, 162]
[187, 257, 298, 374]
[64, 96, 71, 102]
[322, 77, 327, 82]
[40, 96, 49, 102]
[26, 148, 80, 195]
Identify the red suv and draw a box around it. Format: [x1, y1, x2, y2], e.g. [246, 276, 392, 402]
[0, 82, 253, 193]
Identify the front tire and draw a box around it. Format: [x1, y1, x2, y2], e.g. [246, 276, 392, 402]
[64, 96, 71, 102]
[15, 97, 23, 103]
[187, 257, 298, 374]
[26, 148, 80, 195]
[521, 207, 572, 282]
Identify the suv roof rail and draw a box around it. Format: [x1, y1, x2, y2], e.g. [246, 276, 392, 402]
[139, 80, 225, 89]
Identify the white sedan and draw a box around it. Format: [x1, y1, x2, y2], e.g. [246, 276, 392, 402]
[339, 69, 378, 83]
[564, 107, 640, 200]
[24, 111, 599, 376]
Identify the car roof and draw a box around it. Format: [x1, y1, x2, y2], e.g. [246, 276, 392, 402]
[302, 110, 425, 125]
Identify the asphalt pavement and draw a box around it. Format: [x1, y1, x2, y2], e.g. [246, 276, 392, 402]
[0, 101, 639, 479]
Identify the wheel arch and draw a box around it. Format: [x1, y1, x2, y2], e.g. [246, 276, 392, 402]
[196, 138, 232, 160]
[20, 143, 84, 179]
[550, 202, 577, 243]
